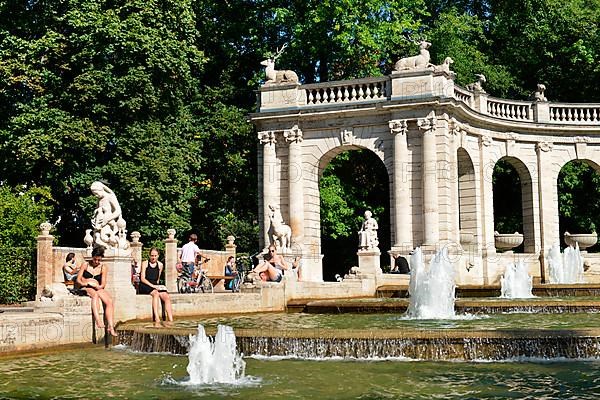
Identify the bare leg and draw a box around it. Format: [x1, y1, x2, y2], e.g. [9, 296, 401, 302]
[97, 290, 117, 336]
[85, 288, 103, 329]
[158, 292, 174, 323]
[150, 291, 162, 327]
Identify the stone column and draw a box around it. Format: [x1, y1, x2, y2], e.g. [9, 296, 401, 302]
[389, 120, 411, 250]
[479, 134, 496, 284]
[417, 112, 439, 246]
[536, 141, 556, 282]
[259, 130, 278, 248]
[164, 229, 178, 292]
[284, 124, 304, 252]
[36, 222, 54, 300]
[129, 231, 142, 266]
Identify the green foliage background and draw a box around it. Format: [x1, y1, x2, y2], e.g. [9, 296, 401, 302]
[1, 0, 599, 291]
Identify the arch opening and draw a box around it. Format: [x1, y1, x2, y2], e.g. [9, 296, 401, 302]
[319, 148, 390, 280]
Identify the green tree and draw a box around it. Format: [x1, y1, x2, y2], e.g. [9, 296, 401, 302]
[0, 185, 53, 303]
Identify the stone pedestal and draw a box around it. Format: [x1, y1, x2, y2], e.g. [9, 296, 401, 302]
[36, 223, 54, 300]
[357, 250, 382, 275]
[164, 229, 178, 293]
[102, 247, 137, 322]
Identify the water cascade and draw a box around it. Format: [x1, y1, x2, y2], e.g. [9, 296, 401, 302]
[406, 247, 456, 319]
[186, 325, 246, 384]
[547, 244, 585, 284]
[500, 260, 534, 298]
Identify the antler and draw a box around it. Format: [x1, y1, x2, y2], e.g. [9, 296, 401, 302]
[273, 43, 288, 61]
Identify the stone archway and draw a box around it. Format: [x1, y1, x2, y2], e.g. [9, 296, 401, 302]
[318, 146, 391, 280]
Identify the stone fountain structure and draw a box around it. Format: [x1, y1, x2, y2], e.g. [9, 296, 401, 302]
[250, 44, 600, 286]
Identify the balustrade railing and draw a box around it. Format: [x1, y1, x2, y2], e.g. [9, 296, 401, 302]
[304, 77, 389, 105]
[453, 86, 473, 105]
[261, 73, 600, 126]
[486, 97, 533, 121]
[550, 105, 600, 123]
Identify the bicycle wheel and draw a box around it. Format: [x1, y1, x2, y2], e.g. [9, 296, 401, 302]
[200, 275, 213, 293]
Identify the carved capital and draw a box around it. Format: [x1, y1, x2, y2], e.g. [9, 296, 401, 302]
[480, 135, 493, 147]
[130, 231, 141, 243]
[417, 112, 437, 132]
[388, 119, 408, 136]
[449, 117, 462, 136]
[536, 141, 553, 153]
[283, 124, 303, 143]
[258, 130, 277, 146]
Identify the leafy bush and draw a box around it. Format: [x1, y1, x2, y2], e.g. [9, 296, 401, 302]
[0, 185, 53, 304]
[0, 247, 36, 304]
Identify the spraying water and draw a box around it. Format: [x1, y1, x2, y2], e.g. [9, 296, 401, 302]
[547, 244, 585, 284]
[186, 324, 246, 384]
[406, 247, 456, 319]
[500, 260, 534, 298]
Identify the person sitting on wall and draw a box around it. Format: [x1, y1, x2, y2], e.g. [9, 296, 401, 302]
[224, 256, 238, 290]
[138, 248, 174, 328]
[391, 255, 410, 274]
[252, 253, 283, 282]
[266, 245, 289, 275]
[131, 259, 141, 292]
[63, 252, 80, 282]
[76, 247, 117, 336]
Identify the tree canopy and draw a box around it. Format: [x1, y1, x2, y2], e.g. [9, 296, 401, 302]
[1, 0, 599, 257]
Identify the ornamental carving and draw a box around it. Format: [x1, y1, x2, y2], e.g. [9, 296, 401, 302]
[283, 124, 303, 143]
[258, 130, 277, 145]
[417, 112, 437, 132]
[389, 119, 408, 135]
[574, 136, 590, 143]
[536, 141, 553, 152]
[480, 135, 493, 147]
[341, 128, 355, 145]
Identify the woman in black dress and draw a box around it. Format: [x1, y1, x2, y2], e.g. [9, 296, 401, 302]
[139, 248, 174, 327]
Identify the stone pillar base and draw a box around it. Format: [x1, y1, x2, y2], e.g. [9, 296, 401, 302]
[102, 248, 137, 322]
[357, 250, 382, 276]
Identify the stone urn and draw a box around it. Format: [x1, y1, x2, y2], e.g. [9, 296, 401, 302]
[564, 231, 597, 250]
[494, 231, 524, 252]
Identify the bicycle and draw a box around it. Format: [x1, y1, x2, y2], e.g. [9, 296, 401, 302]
[176, 257, 213, 294]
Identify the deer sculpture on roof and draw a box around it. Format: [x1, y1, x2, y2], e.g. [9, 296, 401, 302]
[260, 43, 299, 85]
[393, 40, 434, 72]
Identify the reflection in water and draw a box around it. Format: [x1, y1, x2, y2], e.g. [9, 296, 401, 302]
[1, 347, 600, 399]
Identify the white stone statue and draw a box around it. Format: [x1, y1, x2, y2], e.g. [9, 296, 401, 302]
[530, 83, 548, 102]
[466, 74, 487, 93]
[89, 181, 128, 250]
[393, 40, 433, 72]
[261, 43, 299, 85]
[433, 57, 454, 74]
[358, 210, 379, 251]
[268, 204, 292, 251]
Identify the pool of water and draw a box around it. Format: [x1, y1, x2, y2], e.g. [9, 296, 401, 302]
[1, 346, 600, 399]
[123, 310, 600, 331]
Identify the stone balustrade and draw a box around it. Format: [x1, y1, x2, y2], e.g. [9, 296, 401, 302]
[258, 71, 600, 126]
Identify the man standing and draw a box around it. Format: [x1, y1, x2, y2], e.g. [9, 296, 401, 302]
[179, 234, 201, 277]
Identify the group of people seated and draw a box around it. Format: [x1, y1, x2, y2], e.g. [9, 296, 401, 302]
[62, 236, 301, 334]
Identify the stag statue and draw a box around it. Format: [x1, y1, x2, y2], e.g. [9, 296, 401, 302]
[268, 204, 292, 251]
[393, 40, 433, 72]
[261, 43, 299, 85]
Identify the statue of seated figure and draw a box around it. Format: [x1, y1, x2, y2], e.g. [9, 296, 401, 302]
[358, 210, 379, 252]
